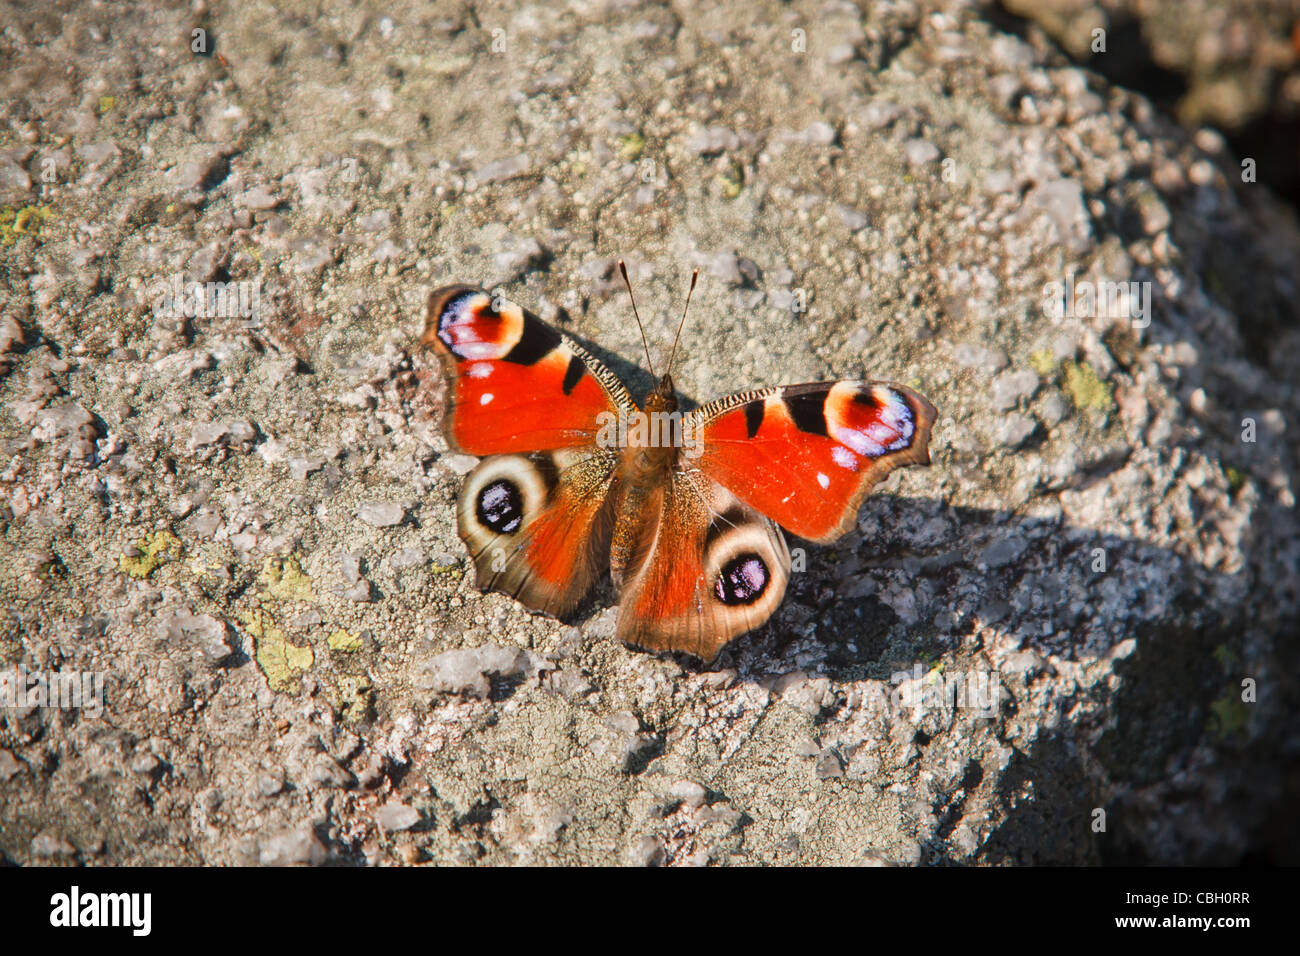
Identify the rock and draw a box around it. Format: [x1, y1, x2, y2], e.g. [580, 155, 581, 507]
[474, 154, 531, 184]
[76, 140, 120, 167]
[30, 401, 99, 462]
[1023, 178, 1091, 251]
[0, 750, 22, 781]
[30, 832, 76, 858]
[687, 126, 739, 155]
[130, 751, 160, 774]
[159, 611, 232, 666]
[903, 139, 941, 166]
[258, 827, 327, 866]
[440, 454, 478, 476]
[827, 43, 857, 65]
[630, 835, 664, 866]
[0, 315, 25, 356]
[492, 235, 545, 279]
[836, 205, 870, 232]
[190, 422, 229, 449]
[358, 501, 406, 527]
[390, 547, 425, 569]
[416, 644, 550, 698]
[979, 536, 1028, 569]
[238, 187, 280, 210]
[708, 251, 759, 286]
[594, 712, 660, 772]
[995, 412, 1037, 448]
[289, 455, 325, 480]
[337, 552, 373, 601]
[357, 209, 392, 231]
[815, 751, 844, 780]
[952, 342, 1008, 372]
[0, 157, 31, 194]
[4, 0, 1298, 871]
[991, 370, 1041, 411]
[375, 800, 421, 832]
[256, 771, 285, 797]
[797, 121, 837, 146]
[669, 780, 708, 809]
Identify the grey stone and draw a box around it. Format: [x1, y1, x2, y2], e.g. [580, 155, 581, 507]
[376, 800, 421, 831]
[991, 369, 1040, 410]
[0, 750, 22, 781]
[416, 644, 549, 698]
[903, 139, 941, 166]
[951, 342, 1008, 372]
[979, 536, 1028, 569]
[474, 154, 531, 184]
[359, 501, 406, 527]
[687, 125, 739, 154]
[258, 827, 327, 866]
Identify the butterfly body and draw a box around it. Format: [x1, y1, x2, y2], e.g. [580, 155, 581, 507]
[424, 283, 936, 661]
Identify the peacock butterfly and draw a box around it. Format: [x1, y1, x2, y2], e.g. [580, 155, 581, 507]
[423, 262, 937, 661]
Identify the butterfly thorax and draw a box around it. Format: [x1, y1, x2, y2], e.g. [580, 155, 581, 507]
[610, 378, 681, 583]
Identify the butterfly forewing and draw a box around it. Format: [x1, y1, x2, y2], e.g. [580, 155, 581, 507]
[424, 286, 635, 454]
[686, 381, 936, 543]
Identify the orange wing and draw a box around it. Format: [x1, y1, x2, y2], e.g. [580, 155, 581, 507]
[424, 286, 634, 455]
[687, 381, 936, 543]
[615, 471, 791, 661]
[456, 448, 618, 617]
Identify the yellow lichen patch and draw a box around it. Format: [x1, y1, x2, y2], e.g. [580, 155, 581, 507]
[430, 556, 461, 577]
[1, 205, 55, 246]
[618, 132, 645, 161]
[98, 95, 116, 114]
[1223, 465, 1245, 493]
[719, 160, 744, 199]
[1028, 349, 1057, 376]
[243, 608, 313, 694]
[1062, 360, 1113, 412]
[328, 628, 362, 653]
[258, 553, 314, 601]
[335, 675, 373, 723]
[119, 531, 181, 578]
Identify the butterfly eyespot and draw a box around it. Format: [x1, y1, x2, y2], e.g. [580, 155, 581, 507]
[714, 553, 770, 606]
[476, 479, 524, 534]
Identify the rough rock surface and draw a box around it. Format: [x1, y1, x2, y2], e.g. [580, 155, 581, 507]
[1, 0, 1297, 865]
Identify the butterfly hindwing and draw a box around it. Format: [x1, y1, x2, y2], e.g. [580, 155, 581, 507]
[687, 381, 936, 543]
[456, 447, 620, 617]
[616, 471, 791, 660]
[424, 286, 634, 455]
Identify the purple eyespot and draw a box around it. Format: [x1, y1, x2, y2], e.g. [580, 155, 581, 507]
[715, 553, 769, 606]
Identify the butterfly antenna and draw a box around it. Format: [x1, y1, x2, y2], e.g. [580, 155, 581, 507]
[618, 259, 656, 379]
[666, 268, 699, 377]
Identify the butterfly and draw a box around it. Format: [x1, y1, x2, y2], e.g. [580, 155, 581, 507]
[423, 262, 937, 661]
